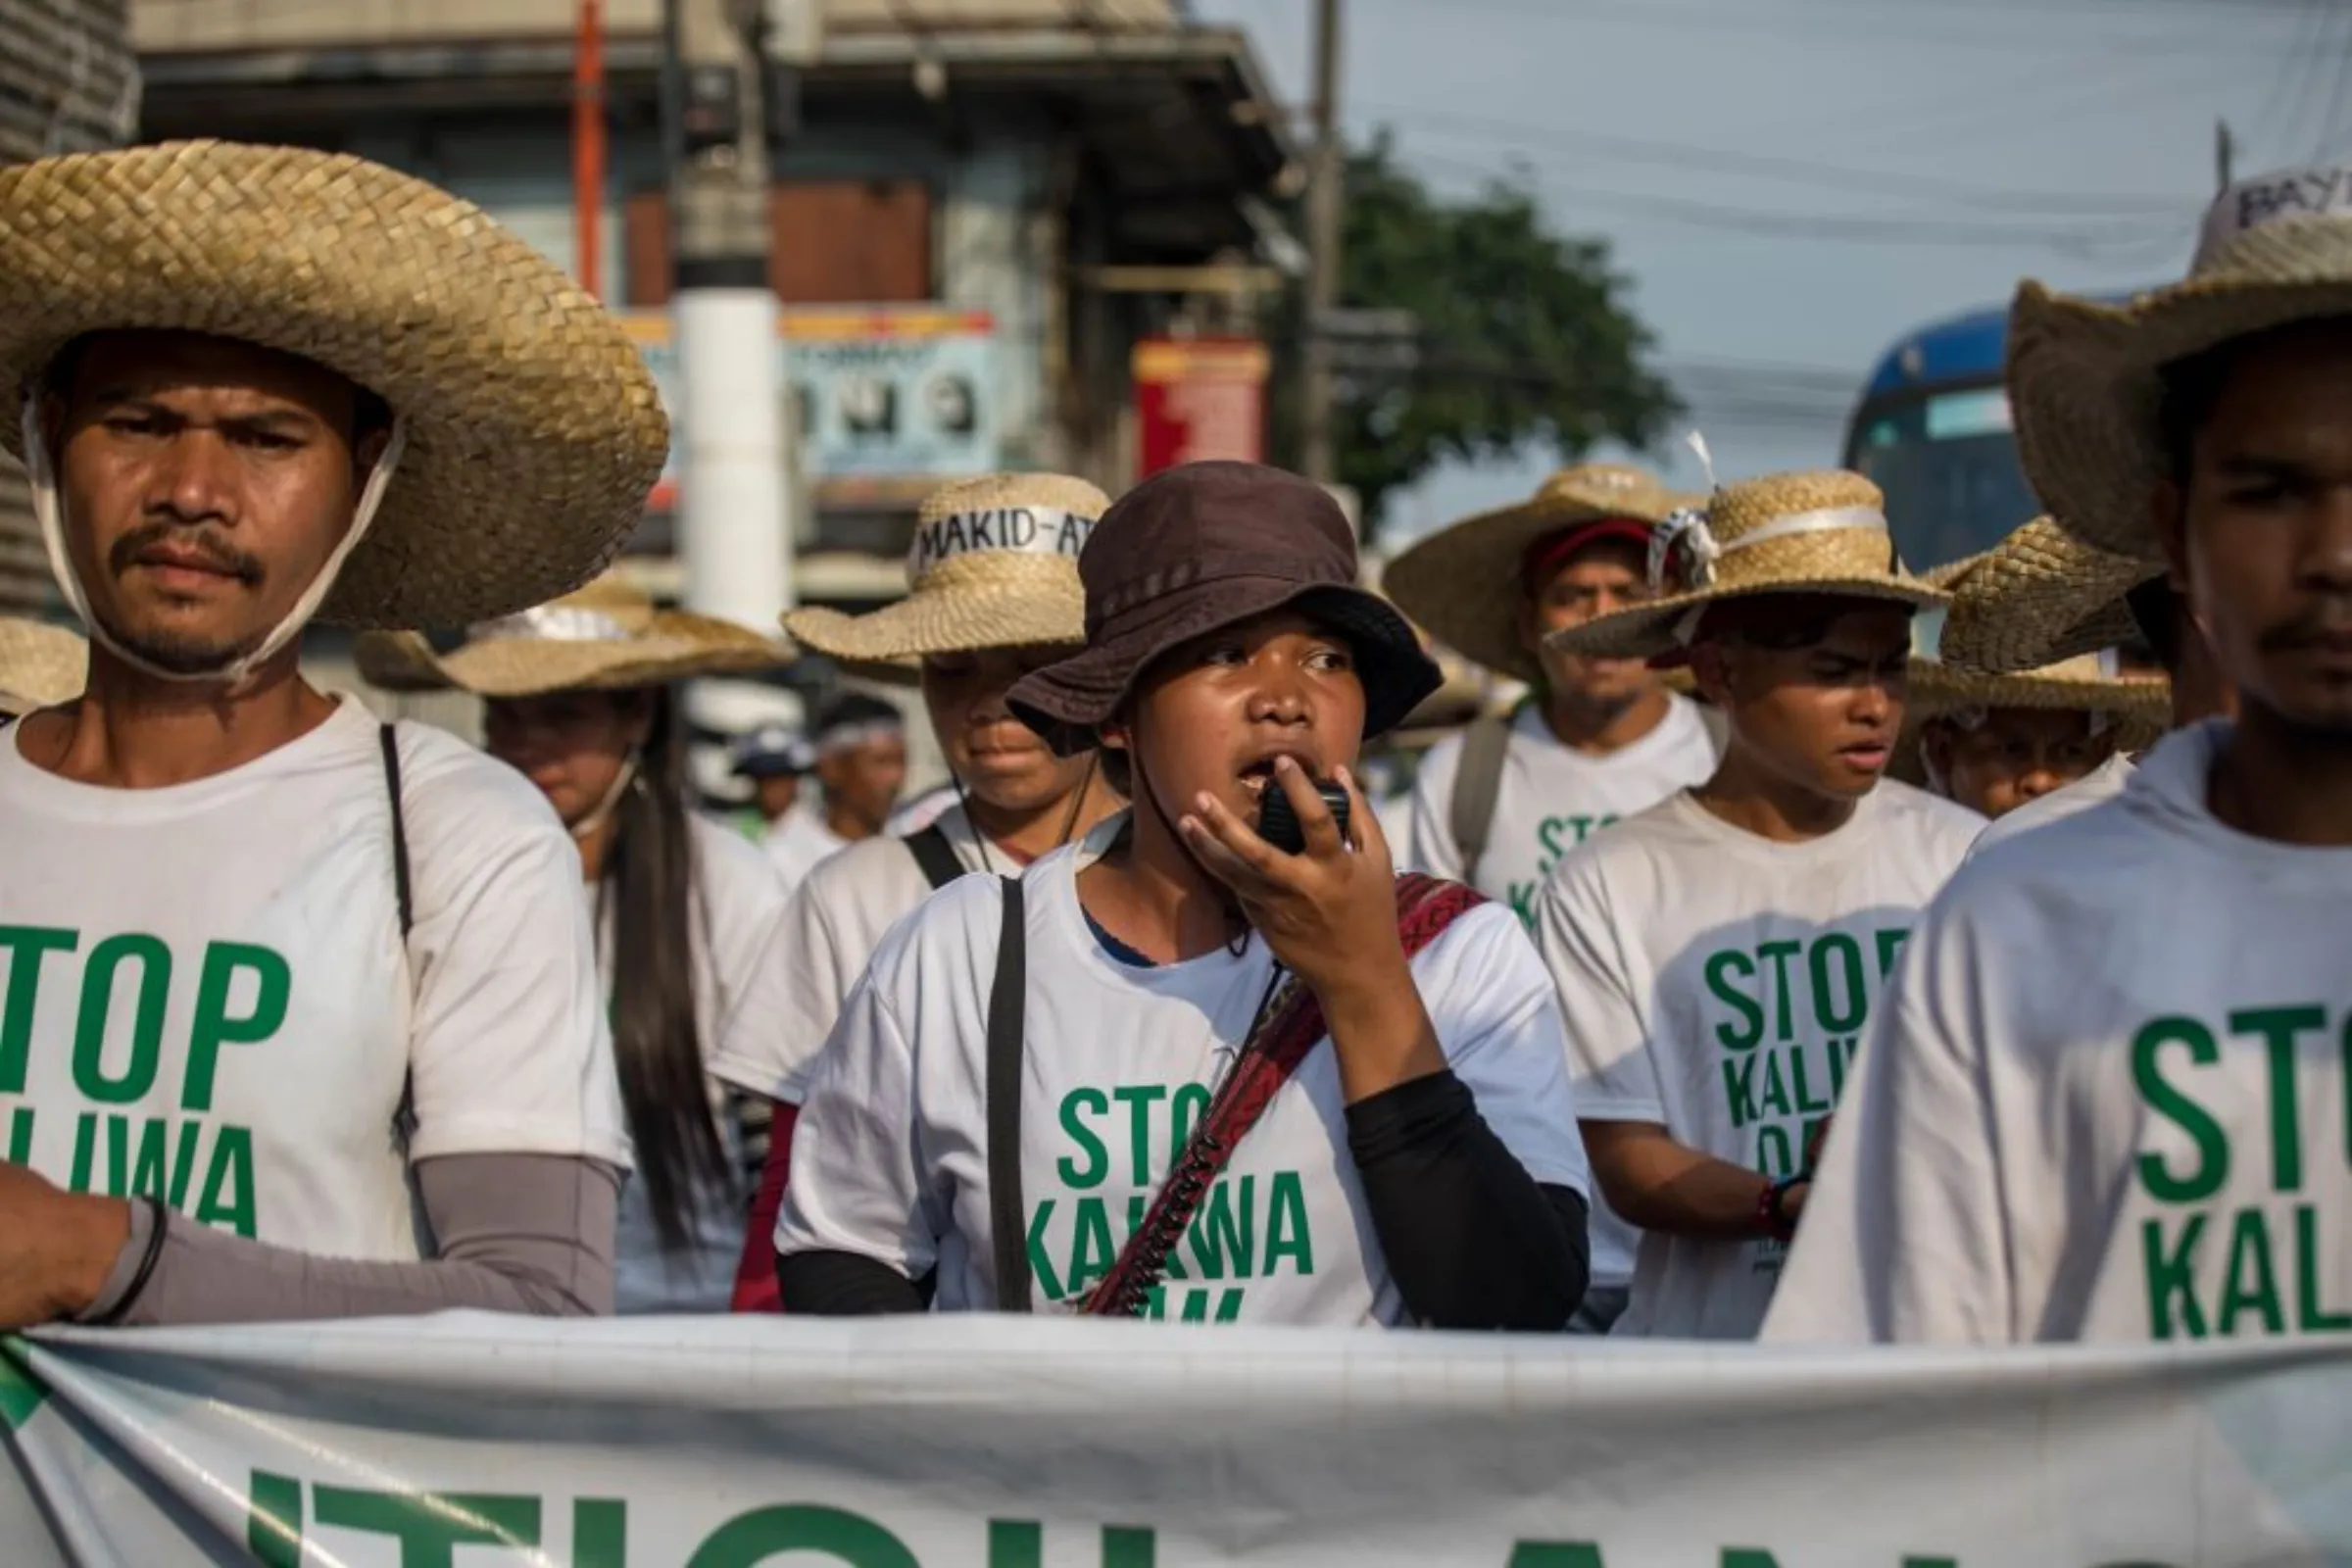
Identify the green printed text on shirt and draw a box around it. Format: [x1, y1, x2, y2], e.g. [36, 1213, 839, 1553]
[0, 924, 276, 1237]
[2132, 1004, 2352, 1342]
[1027, 1082, 1318, 1321]
[1700, 926, 1908, 1178]
[1505, 813, 1621, 927]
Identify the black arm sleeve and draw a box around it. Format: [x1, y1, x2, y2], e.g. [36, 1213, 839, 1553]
[1347, 1071, 1591, 1331]
[777, 1250, 930, 1315]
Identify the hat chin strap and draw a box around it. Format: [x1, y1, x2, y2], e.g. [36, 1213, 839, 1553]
[23, 396, 409, 693]
[570, 752, 643, 846]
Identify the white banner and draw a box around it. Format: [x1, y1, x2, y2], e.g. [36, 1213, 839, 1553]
[5, 1315, 2350, 1566]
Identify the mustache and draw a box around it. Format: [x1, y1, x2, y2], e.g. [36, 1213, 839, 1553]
[2258, 599, 2352, 652]
[109, 520, 264, 585]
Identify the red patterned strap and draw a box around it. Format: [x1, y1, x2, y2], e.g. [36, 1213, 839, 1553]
[1079, 873, 1487, 1317]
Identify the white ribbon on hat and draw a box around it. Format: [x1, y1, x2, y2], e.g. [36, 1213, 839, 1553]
[1659, 505, 1897, 647]
[1651, 504, 1890, 593]
[468, 603, 635, 645]
[24, 392, 407, 693]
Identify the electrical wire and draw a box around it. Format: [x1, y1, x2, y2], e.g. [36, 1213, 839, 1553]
[1405, 149, 2193, 254]
[1349, 0, 2314, 56]
[1362, 102, 2186, 217]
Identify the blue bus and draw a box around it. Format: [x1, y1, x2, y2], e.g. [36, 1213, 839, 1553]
[1841, 303, 2034, 576]
[1841, 292, 2145, 577]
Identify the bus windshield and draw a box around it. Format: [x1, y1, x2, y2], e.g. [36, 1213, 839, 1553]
[1844, 381, 2041, 572]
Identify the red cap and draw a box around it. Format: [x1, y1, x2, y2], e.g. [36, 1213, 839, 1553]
[1522, 517, 1657, 590]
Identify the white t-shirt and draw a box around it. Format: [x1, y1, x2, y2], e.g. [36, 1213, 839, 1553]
[778, 816, 1592, 1324]
[707, 803, 998, 1106]
[1407, 698, 1721, 928]
[611, 813, 796, 1313]
[1966, 750, 2137, 858]
[1537, 780, 1983, 1339]
[888, 783, 959, 837]
[1764, 722, 2352, 1346]
[1374, 791, 1418, 872]
[0, 698, 629, 1259]
[761, 802, 849, 897]
[1409, 697, 1720, 1293]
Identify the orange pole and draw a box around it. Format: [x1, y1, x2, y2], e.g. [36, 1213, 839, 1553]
[573, 0, 606, 299]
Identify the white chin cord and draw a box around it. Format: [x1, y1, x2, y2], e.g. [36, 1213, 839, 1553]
[24, 395, 409, 693]
[570, 753, 643, 844]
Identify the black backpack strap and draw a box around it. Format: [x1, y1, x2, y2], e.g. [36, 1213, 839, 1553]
[380, 723, 418, 1152]
[987, 875, 1031, 1311]
[906, 823, 966, 893]
[379, 722, 414, 939]
[1448, 711, 1513, 887]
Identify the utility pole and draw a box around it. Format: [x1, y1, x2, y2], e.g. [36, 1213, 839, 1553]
[572, 0, 605, 298]
[1299, 0, 1343, 485]
[668, 0, 797, 639]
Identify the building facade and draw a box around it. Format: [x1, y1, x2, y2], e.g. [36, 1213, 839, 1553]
[1, 0, 139, 616]
[133, 0, 1294, 610]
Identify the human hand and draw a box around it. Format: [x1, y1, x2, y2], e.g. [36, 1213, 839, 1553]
[0, 1163, 131, 1329]
[1178, 758, 1403, 998]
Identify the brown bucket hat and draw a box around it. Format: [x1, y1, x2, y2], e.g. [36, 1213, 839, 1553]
[1007, 461, 1443, 757]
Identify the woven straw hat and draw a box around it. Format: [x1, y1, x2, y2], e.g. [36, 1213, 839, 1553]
[1383, 463, 1694, 686]
[1930, 514, 2162, 675]
[782, 472, 1107, 685]
[1545, 468, 1944, 662]
[1910, 653, 2171, 730]
[2009, 165, 2352, 561]
[0, 141, 669, 629]
[355, 576, 788, 697]
[0, 616, 86, 714]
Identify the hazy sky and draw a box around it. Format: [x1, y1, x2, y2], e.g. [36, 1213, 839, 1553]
[1192, 0, 2336, 541]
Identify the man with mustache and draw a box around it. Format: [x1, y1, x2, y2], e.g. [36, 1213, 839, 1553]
[1767, 168, 2352, 1345]
[0, 143, 663, 1329]
[1536, 469, 1980, 1340]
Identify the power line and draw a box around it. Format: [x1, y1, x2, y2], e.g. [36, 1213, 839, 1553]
[1361, 102, 2188, 217]
[2315, 4, 2352, 160]
[2247, 0, 2330, 161]
[1353, 0, 2314, 55]
[1407, 149, 2193, 254]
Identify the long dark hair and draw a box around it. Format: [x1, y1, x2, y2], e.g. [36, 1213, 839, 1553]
[601, 685, 734, 1251]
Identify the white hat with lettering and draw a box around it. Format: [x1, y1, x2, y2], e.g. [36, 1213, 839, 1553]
[0, 615, 86, 714]
[2009, 165, 2352, 560]
[782, 472, 1111, 685]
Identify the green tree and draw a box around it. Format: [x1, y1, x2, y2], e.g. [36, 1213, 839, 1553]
[1282, 132, 1681, 539]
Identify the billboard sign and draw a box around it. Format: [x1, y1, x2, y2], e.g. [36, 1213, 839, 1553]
[622, 306, 1001, 508]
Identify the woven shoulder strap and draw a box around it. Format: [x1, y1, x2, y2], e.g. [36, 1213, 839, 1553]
[906, 823, 966, 893]
[1080, 873, 1487, 1316]
[1448, 712, 1513, 886]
